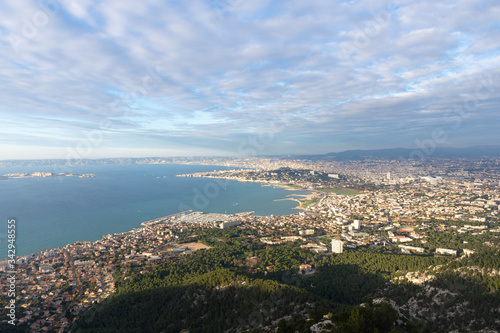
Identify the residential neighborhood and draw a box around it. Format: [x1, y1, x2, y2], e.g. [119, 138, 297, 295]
[1, 156, 499, 332]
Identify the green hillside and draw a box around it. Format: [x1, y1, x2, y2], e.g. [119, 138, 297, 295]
[69, 239, 500, 333]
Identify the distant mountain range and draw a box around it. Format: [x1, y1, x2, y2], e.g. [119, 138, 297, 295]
[328, 145, 500, 160]
[294, 145, 500, 161]
[1, 145, 499, 167]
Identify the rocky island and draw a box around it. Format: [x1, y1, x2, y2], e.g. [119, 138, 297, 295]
[0, 172, 96, 179]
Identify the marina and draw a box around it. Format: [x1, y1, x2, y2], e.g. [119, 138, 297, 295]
[141, 210, 255, 227]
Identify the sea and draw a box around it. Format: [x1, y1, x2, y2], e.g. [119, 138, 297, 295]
[0, 163, 309, 258]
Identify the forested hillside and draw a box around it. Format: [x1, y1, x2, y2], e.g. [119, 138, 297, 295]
[71, 231, 500, 332]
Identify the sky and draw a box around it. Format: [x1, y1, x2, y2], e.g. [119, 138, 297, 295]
[0, 0, 499, 160]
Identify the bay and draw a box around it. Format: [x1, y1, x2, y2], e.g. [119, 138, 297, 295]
[0, 164, 305, 257]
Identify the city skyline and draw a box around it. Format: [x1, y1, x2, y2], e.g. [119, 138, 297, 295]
[1, 0, 500, 160]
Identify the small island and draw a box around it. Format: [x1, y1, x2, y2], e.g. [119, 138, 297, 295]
[0, 172, 96, 179]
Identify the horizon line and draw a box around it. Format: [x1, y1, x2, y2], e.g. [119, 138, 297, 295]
[1, 144, 500, 163]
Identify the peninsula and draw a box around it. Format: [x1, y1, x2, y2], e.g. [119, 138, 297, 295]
[1, 155, 500, 332]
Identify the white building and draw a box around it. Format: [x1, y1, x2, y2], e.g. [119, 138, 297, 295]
[463, 249, 475, 257]
[299, 229, 315, 236]
[43, 250, 56, 258]
[331, 239, 343, 254]
[16, 256, 30, 265]
[421, 176, 442, 185]
[436, 248, 457, 256]
[219, 220, 241, 229]
[399, 245, 425, 254]
[391, 235, 413, 243]
[353, 220, 360, 230]
[281, 236, 303, 242]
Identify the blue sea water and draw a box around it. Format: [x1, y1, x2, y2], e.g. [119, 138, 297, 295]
[0, 164, 306, 257]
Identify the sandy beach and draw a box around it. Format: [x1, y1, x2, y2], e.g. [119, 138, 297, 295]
[273, 191, 319, 209]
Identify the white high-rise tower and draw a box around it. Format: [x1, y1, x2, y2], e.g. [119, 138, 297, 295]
[353, 220, 360, 230]
[331, 238, 343, 254]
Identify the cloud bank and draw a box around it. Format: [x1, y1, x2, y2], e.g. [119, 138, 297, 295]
[0, 0, 499, 159]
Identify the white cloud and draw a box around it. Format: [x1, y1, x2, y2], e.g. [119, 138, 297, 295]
[0, 0, 499, 159]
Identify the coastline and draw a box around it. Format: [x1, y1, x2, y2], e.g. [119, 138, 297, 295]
[1, 165, 307, 259]
[273, 193, 318, 210]
[177, 173, 319, 211]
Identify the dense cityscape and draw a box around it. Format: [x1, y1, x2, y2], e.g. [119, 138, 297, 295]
[2, 0, 500, 331]
[1, 154, 500, 332]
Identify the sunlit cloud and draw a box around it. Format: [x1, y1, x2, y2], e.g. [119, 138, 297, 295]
[0, 0, 499, 160]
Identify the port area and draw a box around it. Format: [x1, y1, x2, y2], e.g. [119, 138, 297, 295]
[140, 210, 254, 227]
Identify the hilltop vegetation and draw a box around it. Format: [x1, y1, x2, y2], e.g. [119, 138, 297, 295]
[72, 229, 500, 332]
[76, 268, 323, 333]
